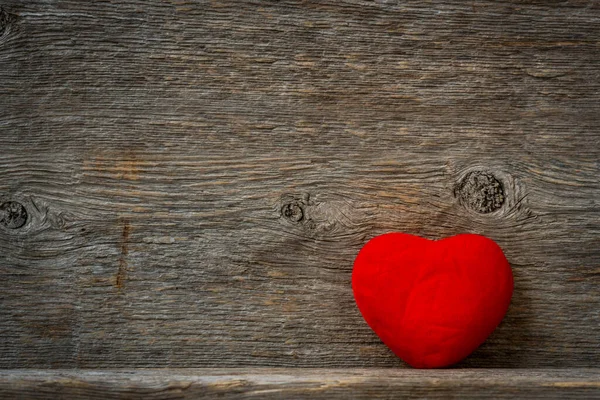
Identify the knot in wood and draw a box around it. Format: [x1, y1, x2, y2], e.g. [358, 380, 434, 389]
[455, 171, 505, 213]
[281, 201, 304, 223]
[0, 7, 14, 38]
[0, 201, 28, 229]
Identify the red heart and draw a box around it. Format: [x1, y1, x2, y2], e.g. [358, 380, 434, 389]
[352, 233, 513, 368]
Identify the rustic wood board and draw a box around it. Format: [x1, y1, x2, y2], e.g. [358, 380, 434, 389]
[0, 0, 598, 369]
[0, 369, 599, 399]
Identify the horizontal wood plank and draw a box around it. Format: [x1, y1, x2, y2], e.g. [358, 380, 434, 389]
[0, 369, 599, 399]
[0, 0, 599, 368]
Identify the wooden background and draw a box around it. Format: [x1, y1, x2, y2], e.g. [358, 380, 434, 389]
[0, 0, 599, 374]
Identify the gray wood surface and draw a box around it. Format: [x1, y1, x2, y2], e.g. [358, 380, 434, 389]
[0, 369, 599, 399]
[0, 0, 599, 370]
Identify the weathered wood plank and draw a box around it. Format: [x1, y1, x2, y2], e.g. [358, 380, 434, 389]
[0, 369, 599, 399]
[0, 1, 599, 368]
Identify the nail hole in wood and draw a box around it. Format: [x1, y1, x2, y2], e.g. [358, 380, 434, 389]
[281, 202, 304, 223]
[455, 170, 505, 213]
[0, 201, 28, 229]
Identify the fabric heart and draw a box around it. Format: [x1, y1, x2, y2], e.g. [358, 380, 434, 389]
[352, 233, 513, 368]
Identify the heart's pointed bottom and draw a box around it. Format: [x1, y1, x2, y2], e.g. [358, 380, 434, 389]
[352, 233, 513, 369]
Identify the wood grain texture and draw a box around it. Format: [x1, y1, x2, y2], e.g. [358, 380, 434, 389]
[0, 369, 599, 399]
[0, 0, 599, 369]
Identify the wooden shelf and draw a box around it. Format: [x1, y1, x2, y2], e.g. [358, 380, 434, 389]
[0, 369, 598, 399]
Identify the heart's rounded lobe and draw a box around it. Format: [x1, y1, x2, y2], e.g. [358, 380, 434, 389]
[352, 233, 513, 368]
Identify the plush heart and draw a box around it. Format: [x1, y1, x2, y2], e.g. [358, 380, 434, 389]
[352, 233, 513, 368]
